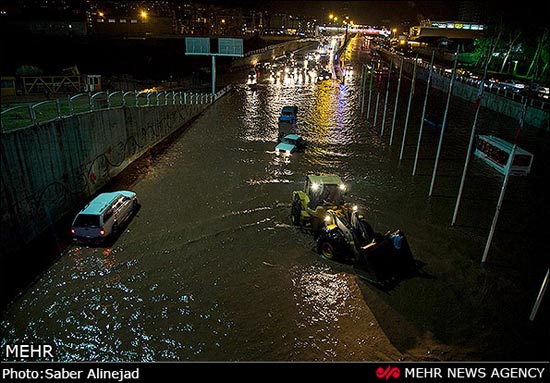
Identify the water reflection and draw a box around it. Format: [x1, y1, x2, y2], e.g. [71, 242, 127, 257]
[293, 265, 353, 324]
[1, 37, 548, 362]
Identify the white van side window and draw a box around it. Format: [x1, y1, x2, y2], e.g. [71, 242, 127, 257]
[103, 208, 114, 222]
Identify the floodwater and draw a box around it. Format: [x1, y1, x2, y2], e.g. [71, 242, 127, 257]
[1, 37, 549, 361]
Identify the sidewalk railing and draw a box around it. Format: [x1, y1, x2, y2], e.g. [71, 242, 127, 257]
[1, 85, 232, 132]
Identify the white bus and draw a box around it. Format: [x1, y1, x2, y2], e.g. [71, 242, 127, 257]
[474, 135, 533, 176]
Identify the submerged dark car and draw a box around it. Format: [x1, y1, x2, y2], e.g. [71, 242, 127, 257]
[275, 134, 305, 156]
[278, 105, 298, 124]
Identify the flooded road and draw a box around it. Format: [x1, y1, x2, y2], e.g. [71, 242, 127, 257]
[1, 37, 549, 361]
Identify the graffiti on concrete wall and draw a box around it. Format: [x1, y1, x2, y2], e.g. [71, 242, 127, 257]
[1, 105, 194, 247]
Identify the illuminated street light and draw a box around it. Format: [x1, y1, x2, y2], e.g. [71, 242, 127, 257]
[98, 11, 104, 17]
[140, 10, 148, 19]
[329, 14, 334, 20]
[221, 19, 226, 24]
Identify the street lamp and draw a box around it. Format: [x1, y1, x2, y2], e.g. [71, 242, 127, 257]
[140, 10, 148, 19]
[512, 60, 519, 75]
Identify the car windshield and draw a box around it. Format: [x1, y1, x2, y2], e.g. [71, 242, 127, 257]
[74, 214, 100, 227]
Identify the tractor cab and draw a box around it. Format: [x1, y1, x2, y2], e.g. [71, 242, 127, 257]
[304, 174, 346, 209]
[291, 174, 350, 231]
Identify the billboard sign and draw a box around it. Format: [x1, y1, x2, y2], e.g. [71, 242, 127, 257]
[185, 37, 211, 55]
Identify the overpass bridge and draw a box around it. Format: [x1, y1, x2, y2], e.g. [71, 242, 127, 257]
[318, 25, 390, 37]
[409, 20, 487, 43]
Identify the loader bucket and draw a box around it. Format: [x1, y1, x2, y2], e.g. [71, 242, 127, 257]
[354, 230, 416, 287]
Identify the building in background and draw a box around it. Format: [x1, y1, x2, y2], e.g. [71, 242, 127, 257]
[0, 0, 87, 36]
[1, 0, 318, 38]
[407, 20, 487, 62]
[458, 1, 491, 24]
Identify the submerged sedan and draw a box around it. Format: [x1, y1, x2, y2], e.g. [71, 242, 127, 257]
[275, 134, 305, 156]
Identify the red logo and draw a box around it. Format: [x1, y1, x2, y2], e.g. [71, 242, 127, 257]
[376, 365, 401, 380]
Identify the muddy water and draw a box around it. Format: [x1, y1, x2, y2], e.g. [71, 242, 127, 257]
[1, 38, 548, 361]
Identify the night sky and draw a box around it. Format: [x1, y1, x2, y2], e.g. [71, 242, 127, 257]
[202, 1, 460, 25]
[201, 0, 546, 29]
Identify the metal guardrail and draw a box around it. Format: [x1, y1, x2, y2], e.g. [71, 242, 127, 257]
[31, 99, 61, 124]
[107, 91, 123, 109]
[90, 91, 107, 111]
[390, 51, 549, 113]
[68, 92, 90, 114]
[122, 91, 138, 107]
[1, 86, 232, 132]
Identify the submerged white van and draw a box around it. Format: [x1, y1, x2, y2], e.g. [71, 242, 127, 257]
[71, 191, 139, 242]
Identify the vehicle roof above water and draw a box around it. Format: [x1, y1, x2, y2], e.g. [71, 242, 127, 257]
[284, 134, 301, 140]
[276, 142, 295, 152]
[80, 191, 134, 215]
[281, 105, 298, 113]
[307, 174, 344, 186]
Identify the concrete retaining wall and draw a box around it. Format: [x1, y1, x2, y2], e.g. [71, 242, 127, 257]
[0, 102, 209, 253]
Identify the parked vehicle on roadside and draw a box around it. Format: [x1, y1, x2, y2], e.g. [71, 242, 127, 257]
[71, 191, 139, 242]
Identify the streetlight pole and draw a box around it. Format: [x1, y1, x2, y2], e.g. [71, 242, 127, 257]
[399, 54, 419, 161]
[451, 39, 493, 225]
[412, 50, 435, 176]
[389, 58, 403, 146]
[380, 60, 393, 137]
[429, 45, 460, 196]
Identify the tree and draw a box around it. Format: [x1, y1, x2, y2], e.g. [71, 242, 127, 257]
[15, 65, 43, 76]
[499, 30, 522, 73]
[472, 32, 500, 70]
[539, 41, 549, 82]
[526, 28, 549, 82]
